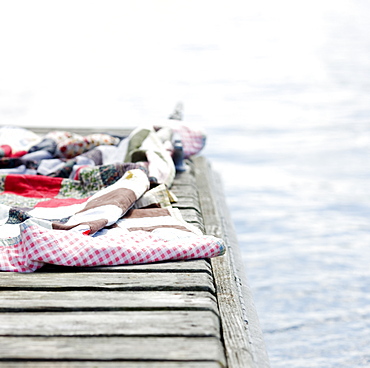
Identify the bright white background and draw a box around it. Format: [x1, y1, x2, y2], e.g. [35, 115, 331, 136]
[1, 1, 370, 367]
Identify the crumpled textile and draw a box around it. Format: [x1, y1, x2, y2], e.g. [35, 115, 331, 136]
[0, 173, 225, 273]
[0, 219, 224, 273]
[154, 121, 207, 159]
[0, 168, 149, 236]
[0, 126, 42, 157]
[0, 123, 206, 188]
[0, 123, 226, 272]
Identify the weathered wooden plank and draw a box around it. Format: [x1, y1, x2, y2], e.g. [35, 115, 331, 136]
[38, 259, 211, 274]
[0, 311, 220, 338]
[172, 193, 202, 211]
[173, 199, 202, 214]
[193, 156, 270, 368]
[0, 336, 226, 364]
[173, 165, 197, 186]
[171, 183, 199, 195]
[0, 362, 223, 368]
[171, 188, 200, 204]
[177, 208, 204, 226]
[0, 290, 218, 313]
[0, 272, 215, 294]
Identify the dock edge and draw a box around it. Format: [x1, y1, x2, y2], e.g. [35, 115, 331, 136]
[193, 156, 270, 368]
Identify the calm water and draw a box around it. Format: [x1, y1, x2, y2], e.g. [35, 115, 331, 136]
[1, 1, 370, 366]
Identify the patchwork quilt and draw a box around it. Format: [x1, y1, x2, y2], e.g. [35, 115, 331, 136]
[0, 123, 224, 272]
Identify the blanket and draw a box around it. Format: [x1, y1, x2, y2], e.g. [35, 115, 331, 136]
[0, 123, 224, 272]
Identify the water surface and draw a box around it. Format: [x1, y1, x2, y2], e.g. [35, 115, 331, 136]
[1, 1, 370, 366]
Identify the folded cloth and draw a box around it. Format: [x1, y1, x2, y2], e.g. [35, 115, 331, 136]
[0, 169, 149, 235]
[52, 169, 149, 234]
[0, 126, 42, 157]
[0, 219, 225, 272]
[29, 131, 120, 159]
[154, 120, 207, 159]
[123, 126, 176, 188]
[115, 207, 201, 235]
[0, 124, 225, 273]
[56, 133, 120, 159]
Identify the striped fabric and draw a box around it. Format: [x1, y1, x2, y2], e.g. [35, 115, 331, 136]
[0, 125, 225, 273]
[0, 169, 225, 272]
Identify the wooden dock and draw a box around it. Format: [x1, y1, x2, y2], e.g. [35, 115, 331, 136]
[0, 149, 270, 367]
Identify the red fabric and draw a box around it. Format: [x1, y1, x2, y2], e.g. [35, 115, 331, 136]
[11, 150, 27, 158]
[3, 175, 63, 198]
[0, 145, 12, 157]
[73, 165, 89, 180]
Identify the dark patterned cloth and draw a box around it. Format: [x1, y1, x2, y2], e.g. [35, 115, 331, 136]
[48, 159, 77, 178]
[0, 158, 38, 170]
[7, 208, 31, 224]
[28, 138, 57, 155]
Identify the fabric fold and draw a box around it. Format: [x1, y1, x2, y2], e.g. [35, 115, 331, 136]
[0, 124, 225, 273]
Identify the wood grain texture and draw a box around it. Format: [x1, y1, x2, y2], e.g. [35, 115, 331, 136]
[193, 156, 270, 368]
[0, 362, 223, 368]
[173, 167, 198, 186]
[38, 259, 212, 274]
[0, 336, 226, 364]
[173, 198, 202, 214]
[0, 272, 215, 294]
[0, 127, 269, 367]
[0, 311, 220, 338]
[177, 208, 204, 227]
[171, 188, 201, 203]
[0, 290, 218, 313]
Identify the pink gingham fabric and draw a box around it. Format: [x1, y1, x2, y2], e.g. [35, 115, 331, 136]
[0, 176, 225, 273]
[171, 124, 206, 159]
[154, 121, 206, 159]
[0, 125, 225, 273]
[0, 220, 225, 272]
